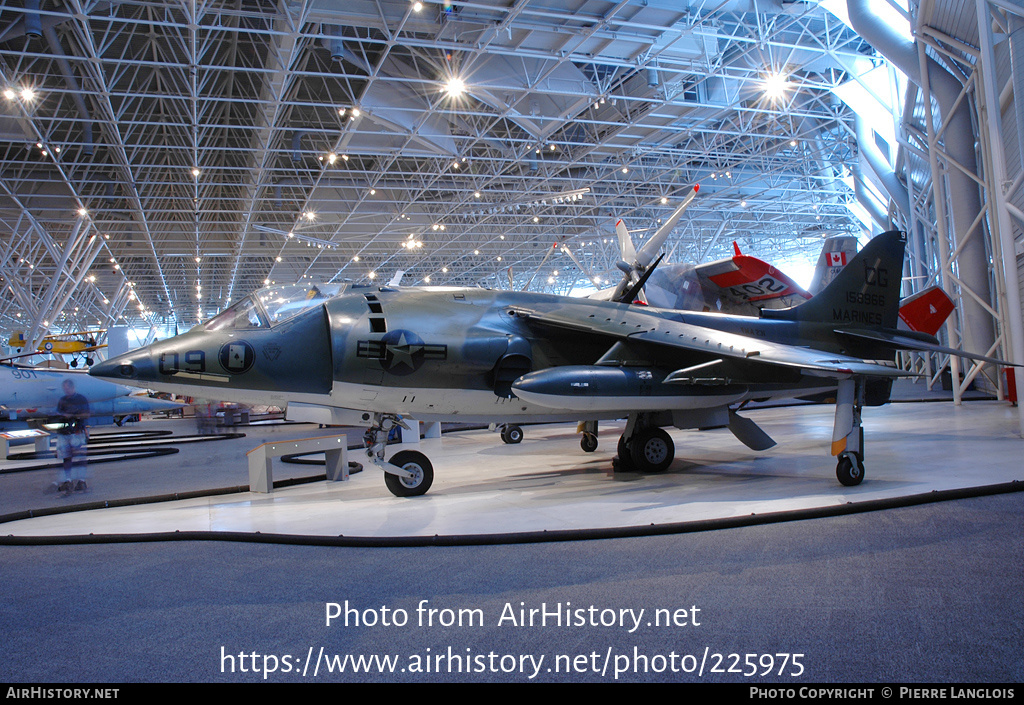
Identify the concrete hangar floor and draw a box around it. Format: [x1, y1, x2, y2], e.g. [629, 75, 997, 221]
[0, 391, 1021, 684]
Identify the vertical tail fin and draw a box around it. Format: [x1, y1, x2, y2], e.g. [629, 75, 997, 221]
[808, 235, 860, 295]
[761, 230, 906, 329]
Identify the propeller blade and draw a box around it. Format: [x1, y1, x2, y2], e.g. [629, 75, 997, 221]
[616, 219, 636, 263]
[523, 243, 558, 291]
[616, 253, 665, 304]
[635, 184, 699, 268]
[560, 245, 602, 289]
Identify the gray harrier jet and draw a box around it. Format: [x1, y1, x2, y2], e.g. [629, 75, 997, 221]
[90, 230, 1007, 497]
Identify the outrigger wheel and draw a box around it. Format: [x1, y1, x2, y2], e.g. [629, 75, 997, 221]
[383, 450, 434, 497]
[580, 432, 598, 453]
[500, 424, 523, 444]
[836, 452, 864, 487]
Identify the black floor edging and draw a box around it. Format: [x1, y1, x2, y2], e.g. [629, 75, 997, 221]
[0, 447, 181, 474]
[1, 479, 1020, 548]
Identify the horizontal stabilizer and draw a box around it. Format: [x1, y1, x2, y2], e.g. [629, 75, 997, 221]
[728, 410, 777, 451]
[834, 328, 1018, 367]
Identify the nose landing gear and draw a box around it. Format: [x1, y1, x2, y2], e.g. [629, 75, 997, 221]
[364, 413, 434, 497]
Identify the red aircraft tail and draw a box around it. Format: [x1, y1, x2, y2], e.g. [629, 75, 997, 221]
[897, 286, 954, 335]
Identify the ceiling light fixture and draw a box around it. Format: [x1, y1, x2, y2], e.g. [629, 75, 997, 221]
[444, 77, 466, 98]
[763, 72, 789, 100]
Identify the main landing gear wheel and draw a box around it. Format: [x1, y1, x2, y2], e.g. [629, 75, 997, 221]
[613, 434, 634, 471]
[384, 450, 434, 497]
[500, 424, 523, 444]
[629, 428, 674, 473]
[836, 452, 864, 487]
[580, 432, 598, 453]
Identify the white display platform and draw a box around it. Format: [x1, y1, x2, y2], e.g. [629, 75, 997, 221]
[3, 401, 1022, 540]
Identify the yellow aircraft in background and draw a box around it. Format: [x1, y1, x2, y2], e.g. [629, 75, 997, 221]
[6, 330, 106, 367]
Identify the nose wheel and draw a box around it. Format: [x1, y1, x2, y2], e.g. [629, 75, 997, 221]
[383, 450, 434, 497]
[365, 413, 435, 497]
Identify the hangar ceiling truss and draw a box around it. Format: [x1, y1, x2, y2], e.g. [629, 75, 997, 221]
[0, 0, 879, 336]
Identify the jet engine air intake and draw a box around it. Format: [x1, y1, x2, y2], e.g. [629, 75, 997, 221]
[491, 335, 533, 398]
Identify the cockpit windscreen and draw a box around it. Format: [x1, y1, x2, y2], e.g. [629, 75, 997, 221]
[204, 283, 349, 331]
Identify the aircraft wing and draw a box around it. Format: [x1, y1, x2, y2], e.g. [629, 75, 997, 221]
[695, 254, 810, 309]
[509, 303, 912, 379]
[0, 351, 49, 364]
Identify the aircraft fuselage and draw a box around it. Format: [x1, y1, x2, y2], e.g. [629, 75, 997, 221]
[90, 286, 856, 423]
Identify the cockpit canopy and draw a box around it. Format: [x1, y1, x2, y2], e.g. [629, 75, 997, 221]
[203, 283, 350, 331]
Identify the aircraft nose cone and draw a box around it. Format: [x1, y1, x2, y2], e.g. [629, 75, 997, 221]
[89, 351, 156, 382]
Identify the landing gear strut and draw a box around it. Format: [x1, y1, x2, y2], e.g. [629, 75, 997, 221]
[578, 420, 598, 452]
[831, 379, 865, 486]
[615, 414, 675, 473]
[364, 413, 434, 497]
